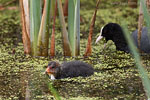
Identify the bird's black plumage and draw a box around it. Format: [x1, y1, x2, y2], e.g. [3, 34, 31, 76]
[96, 23, 150, 53]
[45, 61, 94, 80]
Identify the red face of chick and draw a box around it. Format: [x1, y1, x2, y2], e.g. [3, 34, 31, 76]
[46, 61, 59, 76]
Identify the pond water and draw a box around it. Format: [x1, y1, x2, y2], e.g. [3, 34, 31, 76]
[0, 1, 150, 99]
[0, 18, 149, 99]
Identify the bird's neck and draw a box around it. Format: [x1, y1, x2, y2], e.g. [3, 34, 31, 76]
[115, 42, 129, 52]
[113, 34, 128, 51]
[55, 66, 62, 79]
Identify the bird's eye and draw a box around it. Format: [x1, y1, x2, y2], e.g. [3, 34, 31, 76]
[51, 66, 55, 69]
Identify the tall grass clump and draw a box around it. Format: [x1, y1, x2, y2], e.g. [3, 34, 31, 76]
[20, 0, 81, 57]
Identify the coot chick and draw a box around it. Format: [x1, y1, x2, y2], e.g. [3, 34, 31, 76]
[96, 23, 150, 53]
[45, 60, 94, 80]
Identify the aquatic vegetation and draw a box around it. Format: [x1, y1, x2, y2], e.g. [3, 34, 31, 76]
[0, 0, 150, 99]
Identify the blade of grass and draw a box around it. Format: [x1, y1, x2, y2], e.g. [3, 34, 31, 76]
[30, 0, 41, 56]
[84, 0, 100, 57]
[68, 0, 75, 56]
[57, 0, 72, 56]
[48, 83, 61, 100]
[121, 22, 150, 99]
[19, 0, 31, 54]
[37, 0, 51, 57]
[68, 0, 80, 56]
[74, 0, 80, 56]
[23, 0, 30, 37]
[50, 0, 57, 57]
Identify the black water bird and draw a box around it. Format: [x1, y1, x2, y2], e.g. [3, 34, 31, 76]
[95, 23, 150, 53]
[45, 60, 94, 80]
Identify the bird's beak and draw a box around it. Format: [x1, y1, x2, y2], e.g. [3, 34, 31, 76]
[45, 67, 51, 77]
[95, 26, 104, 43]
[95, 35, 103, 43]
[45, 67, 50, 73]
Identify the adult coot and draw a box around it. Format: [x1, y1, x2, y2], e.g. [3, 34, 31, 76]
[95, 23, 150, 53]
[45, 60, 94, 80]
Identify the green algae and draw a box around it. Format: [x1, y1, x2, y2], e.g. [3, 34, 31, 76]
[0, 0, 150, 100]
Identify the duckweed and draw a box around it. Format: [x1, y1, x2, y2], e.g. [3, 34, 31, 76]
[0, 0, 150, 100]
